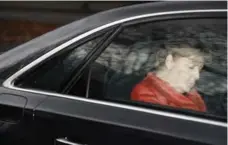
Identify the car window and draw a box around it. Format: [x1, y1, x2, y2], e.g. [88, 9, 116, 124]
[15, 34, 104, 93]
[84, 18, 227, 117]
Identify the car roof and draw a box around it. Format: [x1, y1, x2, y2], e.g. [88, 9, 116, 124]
[0, 1, 226, 78]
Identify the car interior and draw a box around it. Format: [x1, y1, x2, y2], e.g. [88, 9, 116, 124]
[68, 59, 227, 119]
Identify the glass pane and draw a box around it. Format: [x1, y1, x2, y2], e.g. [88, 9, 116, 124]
[15, 35, 103, 93]
[89, 18, 227, 117]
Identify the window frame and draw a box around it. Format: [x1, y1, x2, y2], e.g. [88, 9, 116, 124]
[3, 9, 227, 127]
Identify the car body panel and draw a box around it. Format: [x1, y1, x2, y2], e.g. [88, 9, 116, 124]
[35, 95, 226, 145]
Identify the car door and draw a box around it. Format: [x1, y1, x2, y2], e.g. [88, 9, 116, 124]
[2, 3, 227, 145]
[37, 11, 226, 145]
[65, 12, 227, 145]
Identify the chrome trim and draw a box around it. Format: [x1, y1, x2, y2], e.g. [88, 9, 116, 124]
[56, 138, 84, 145]
[3, 9, 227, 128]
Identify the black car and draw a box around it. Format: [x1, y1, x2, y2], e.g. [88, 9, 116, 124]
[0, 1, 227, 145]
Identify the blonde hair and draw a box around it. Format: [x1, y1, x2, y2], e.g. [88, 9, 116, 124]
[155, 44, 210, 70]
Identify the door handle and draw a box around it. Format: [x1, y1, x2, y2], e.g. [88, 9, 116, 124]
[55, 138, 86, 145]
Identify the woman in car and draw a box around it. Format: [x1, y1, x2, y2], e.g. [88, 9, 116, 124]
[131, 45, 209, 112]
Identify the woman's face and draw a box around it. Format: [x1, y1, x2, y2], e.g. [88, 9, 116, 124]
[167, 55, 204, 93]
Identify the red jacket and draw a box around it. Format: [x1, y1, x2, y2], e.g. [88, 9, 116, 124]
[131, 73, 206, 112]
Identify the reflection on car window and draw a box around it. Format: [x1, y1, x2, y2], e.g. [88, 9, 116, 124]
[88, 18, 227, 117]
[15, 35, 103, 92]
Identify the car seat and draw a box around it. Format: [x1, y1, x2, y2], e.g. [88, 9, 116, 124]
[103, 70, 146, 101]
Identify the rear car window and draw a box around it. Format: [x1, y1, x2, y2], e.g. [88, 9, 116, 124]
[85, 18, 227, 118]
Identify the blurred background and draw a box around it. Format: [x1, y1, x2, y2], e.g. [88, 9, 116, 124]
[0, 2, 146, 51]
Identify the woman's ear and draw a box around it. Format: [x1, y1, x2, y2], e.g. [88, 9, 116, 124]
[165, 54, 174, 70]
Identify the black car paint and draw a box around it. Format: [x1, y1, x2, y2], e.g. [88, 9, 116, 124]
[0, 1, 226, 145]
